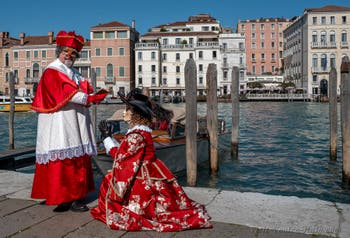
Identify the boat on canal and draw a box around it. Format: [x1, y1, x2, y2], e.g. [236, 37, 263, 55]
[0, 96, 33, 112]
[94, 106, 228, 174]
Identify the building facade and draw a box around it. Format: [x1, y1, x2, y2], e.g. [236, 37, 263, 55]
[134, 14, 246, 98]
[0, 20, 138, 97]
[283, 5, 350, 99]
[237, 18, 291, 89]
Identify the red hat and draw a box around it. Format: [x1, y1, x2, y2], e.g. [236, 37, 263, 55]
[56, 31, 85, 52]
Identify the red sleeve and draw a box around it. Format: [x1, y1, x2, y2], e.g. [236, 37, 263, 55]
[31, 68, 79, 113]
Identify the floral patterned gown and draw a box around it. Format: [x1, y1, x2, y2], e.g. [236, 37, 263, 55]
[90, 125, 212, 232]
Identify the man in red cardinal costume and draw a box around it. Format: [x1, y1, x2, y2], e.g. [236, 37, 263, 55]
[31, 30, 108, 212]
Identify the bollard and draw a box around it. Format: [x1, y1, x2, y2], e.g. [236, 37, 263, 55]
[231, 67, 240, 159]
[185, 58, 197, 186]
[341, 56, 350, 186]
[206, 64, 218, 175]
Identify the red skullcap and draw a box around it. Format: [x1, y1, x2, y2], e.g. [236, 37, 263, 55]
[56, 31, 85, 52]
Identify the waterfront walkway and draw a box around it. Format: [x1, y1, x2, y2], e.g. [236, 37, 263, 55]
[1, 169, 350, 238]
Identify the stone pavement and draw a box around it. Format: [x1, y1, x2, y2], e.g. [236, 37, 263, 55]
[1, 169, 349, 238]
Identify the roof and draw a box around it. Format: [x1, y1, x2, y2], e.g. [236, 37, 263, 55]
[305, 5, 350, 13]
[91, 21, 130, 30]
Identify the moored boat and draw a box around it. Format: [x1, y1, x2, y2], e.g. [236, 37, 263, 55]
[0, 96, 33, 112]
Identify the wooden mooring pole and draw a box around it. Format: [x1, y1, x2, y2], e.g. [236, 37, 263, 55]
[9, 72, 15, 150]
[231, 66, 240, 159]
[206, 64, 218, 175]
[329, 67, 337, 161]
[341, 56, 350, 186]
[185, 58, 197, 186]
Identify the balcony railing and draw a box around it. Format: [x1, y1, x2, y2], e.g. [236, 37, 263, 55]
[311, 41, 337, 49]
[24, 77, 39, 84]
[311, 66, 331, 74]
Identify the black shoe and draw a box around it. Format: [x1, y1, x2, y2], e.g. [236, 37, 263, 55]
[70, 200, 89, 212]
[53, 202, 72, 212]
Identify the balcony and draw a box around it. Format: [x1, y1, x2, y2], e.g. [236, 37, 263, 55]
[104, 76, 115, 84]
[24, 77, 39, 84]
[196, 41, 220, 49]
[311, 66, 330, 74]
[341, 41, 349, 48]
[135, 43, 159, 50]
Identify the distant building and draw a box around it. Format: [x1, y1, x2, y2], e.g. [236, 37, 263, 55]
[135, 14, 246, 98]
[283, 5, 350, 99]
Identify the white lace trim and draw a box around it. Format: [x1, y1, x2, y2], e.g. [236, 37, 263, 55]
[36, 143, 97, 164]
[127, 125, 152, 134]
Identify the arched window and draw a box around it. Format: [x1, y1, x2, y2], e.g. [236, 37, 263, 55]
[26, 69, 30, 78]
[342, 30, 348, 43]
[321, 54, 327, 70]
[330, 54, 336, 68]
[312, 31, 317, 43]
[107, 63, 113, 77]
[320, 31, 326, 44]
[33, 63, 40, 79]
[330, 30, 336, 44]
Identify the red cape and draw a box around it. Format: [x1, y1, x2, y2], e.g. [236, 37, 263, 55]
[32, 68, 92, 113]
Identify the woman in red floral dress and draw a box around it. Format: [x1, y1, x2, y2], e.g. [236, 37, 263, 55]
[90, 89, 212, 232]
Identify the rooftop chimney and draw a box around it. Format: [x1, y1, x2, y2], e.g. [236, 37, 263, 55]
[48, 31, 54, 44]
[20, 32, 25, 45]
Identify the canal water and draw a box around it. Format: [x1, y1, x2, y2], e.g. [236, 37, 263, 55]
[1, 102, 350, 204]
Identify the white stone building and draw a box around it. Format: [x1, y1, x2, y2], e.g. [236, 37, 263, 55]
[134, 14, 246, 98]
[283, 5, 350, 100]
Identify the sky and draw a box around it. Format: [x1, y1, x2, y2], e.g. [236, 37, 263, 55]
[1, 0, 349, 40]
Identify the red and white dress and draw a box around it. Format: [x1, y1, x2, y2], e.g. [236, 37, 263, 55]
[90, 125, 212, 232]
[31, 59, 95, 205]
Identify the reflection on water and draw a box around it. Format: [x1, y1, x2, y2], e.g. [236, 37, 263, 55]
[1, 102, 350, 203]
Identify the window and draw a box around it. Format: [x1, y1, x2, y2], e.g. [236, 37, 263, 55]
[93, 32, 103, 39]
[95, 67, 101, 77]
[138, 52, 142, 60]
[312, 17, 317, 25]
[163, 66, 167, 73]
[342, 30, 347, 43]
[260, 32, 265, 39]
[151, 52, 156, 59]
[41, 50, 46, 58]
[223, 71, 228, 80]
[260, 24, 264, 30]
[202, 26, 209, 31]
[199, 76, 203, 84]
[162, 53, 167, 61]
[175, 38, 181, 44]
[34, 50, 38, 58]
[330, 16, 335, 24]
[106, 31, 115, 38]
[252, 32, 256, 39]
[107, 48, 113, 56]
[176, 66, 180, 73]
[321, 16, 326, 25]
[151, 65, 156, 72]
[239, 55, 243, 65]
[26, 69, 30, 78]
[271, 23, 275, 30]
[138, 77, 142, 85]
[321, 31, 326, 44]
[80, 50, 88, 59]
[261, 65, 265, 73]
[312, 31, 317, 43]
[199, 64, 203, 72]
[176, 78, 180, 85]
[198, 51, 203, 59]
[117, 31, 127, 38]
[241, 24, 245, 31]
[107, 64, 114, 77]
[252, 53, 256, 61]
[212, 51, 217, 59]
[119, 67, 125, 77]
[330, 54, 336, 68]
[95, 48, 101, 56]
[162, 78, 167, 85]
[330, 31, 336, 44]
[271, 53, 275, 61]
[271, 41, 275, 48]
[119, 48, 124, 56]
[271, 32, 275, 38]
[189, 38, 194, 44]
[189, 53, 193, 59]
[252, 42, 256, 48]
[342, 16, 347, 24]
[151, 77, 156, 85]
[162, 38, 168, 45]
[252, 24, 256, 30]
[321, 54, 327, 70]
[261, 53, 265, 61]
[33, 63, 40, 78]
[176, 53, 180, 60]
[261, 42, 265, 48]
[13, 51, 18, 60]
[252, 65, 256, 74]
[26, 51, 30, 59]
[138, 65, 142, 72]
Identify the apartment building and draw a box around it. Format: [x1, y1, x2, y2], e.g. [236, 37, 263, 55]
[0, 20, 138, 97]
[134, 14, 246, 98]
[90, 21, 139, 95]
[283, 5, 350, 99]
[237, 18, 291, 87]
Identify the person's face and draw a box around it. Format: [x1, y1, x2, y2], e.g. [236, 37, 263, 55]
[59, 47, 78, 68]
[123, 107, 132, 123]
